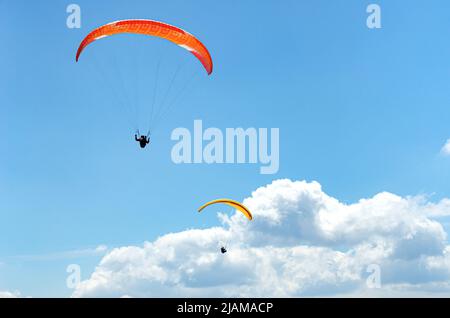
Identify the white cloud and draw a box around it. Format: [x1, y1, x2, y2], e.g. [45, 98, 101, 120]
[0, 291, 20, 298]
[73, 180, 450, 297]
[441, 139, 450, 156]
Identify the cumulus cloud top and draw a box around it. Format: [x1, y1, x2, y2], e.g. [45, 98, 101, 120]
[73, 180, 450, 297]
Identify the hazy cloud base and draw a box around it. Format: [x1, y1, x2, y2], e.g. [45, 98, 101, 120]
[73, 180, 450, 297]
[0, 291, 20, 298]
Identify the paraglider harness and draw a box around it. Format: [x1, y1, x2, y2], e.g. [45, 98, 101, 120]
[135, 131, 150, 148]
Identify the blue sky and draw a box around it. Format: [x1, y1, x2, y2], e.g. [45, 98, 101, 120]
[1, 0, 450, 297]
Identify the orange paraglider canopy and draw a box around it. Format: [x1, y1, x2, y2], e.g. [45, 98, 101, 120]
[198, 199, 253, 221]
[75, 19, 213, 75]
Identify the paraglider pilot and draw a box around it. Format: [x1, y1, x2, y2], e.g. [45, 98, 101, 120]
[135, 133, 150, 148]
[221, 247, 227, 254]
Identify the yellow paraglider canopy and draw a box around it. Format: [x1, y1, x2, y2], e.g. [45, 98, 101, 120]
[198, 199, 253, 221]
